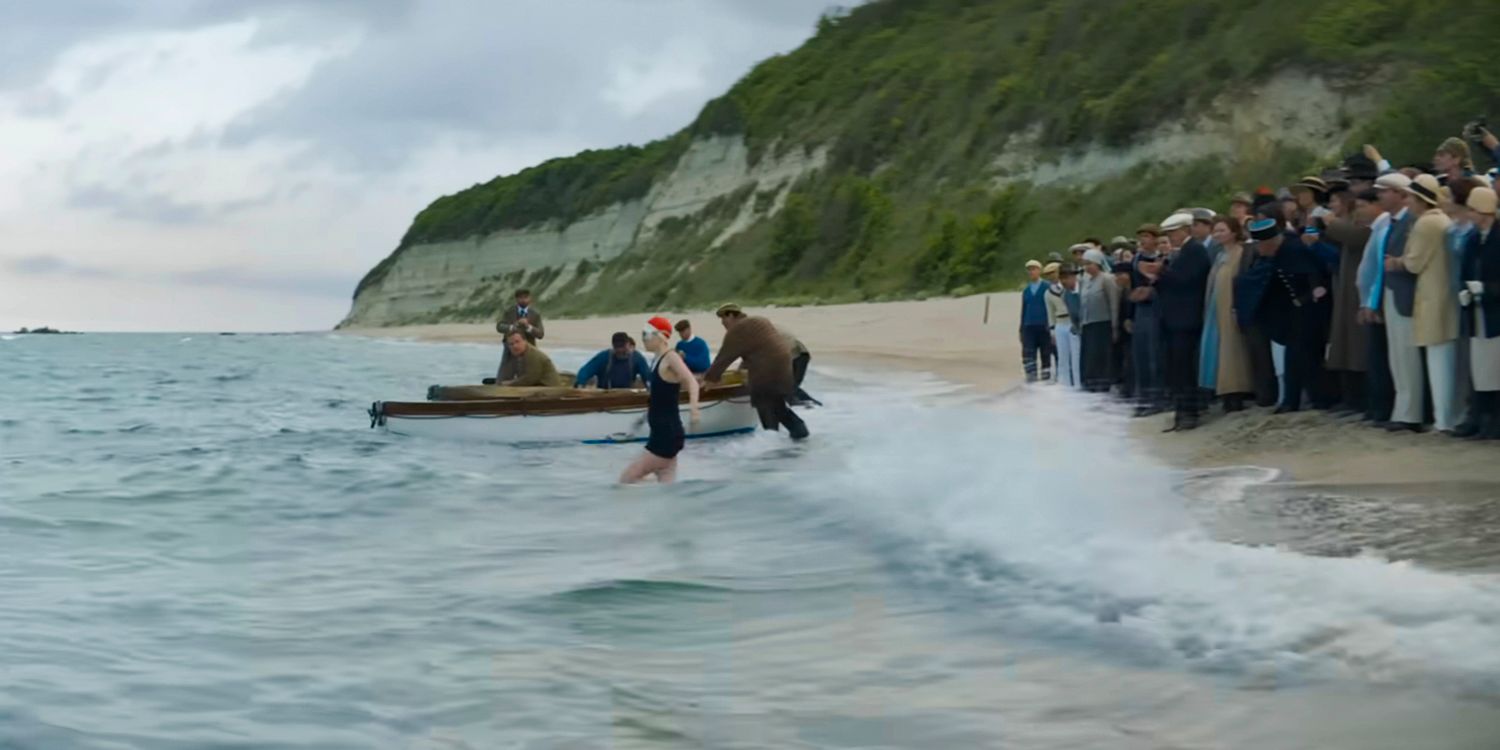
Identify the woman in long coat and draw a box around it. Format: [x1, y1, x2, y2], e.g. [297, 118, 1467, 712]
[1198, 217, 1257, 411]
[1322, 196, 1372, 412]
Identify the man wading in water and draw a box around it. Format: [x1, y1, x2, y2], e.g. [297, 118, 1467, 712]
[704, 304, 810, 440]
[620, 317, 700, 484]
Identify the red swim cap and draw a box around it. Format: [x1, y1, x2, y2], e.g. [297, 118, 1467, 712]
[645, 316, 674, 338]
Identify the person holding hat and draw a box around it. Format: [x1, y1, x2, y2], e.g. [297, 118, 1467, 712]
[1459, 187, 1500, 438]
[1049, 263, 1084, 388]
[1126, 224, 1168, 414]
[1019, 260, 1052, 382]
[1140, 212, 1211, 430]
[705, 304, 808, 440]
[619, 317, 701, 484]
[575, 331, 652, 390]
[1235, 218, 1331, 414]
[1388, 172, 1460, 432]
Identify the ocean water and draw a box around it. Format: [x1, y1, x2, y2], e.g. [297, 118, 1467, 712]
[3, 332, 1500, 749]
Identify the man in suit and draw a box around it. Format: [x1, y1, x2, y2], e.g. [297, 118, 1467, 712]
[1375, 175, 1423, 432]
[1138, 212, 1211, 431]
[494, 289, 544, 382]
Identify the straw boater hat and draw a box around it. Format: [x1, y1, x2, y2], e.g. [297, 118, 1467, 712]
[1404, 173, 1442, 207]
[1135, 223, 1163, 237]
[1293, 176, 1330, 195]
[1160, 212, 1194, 233]
[1468, 186, 1498, 215]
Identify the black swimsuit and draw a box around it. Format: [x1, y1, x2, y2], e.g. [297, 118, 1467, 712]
[645, 356, 685, 459]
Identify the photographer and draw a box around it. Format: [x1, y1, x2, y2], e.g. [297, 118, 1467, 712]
[1463, 119, 1500, 170]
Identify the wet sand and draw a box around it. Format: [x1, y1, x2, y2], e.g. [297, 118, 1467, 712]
[343, 293, 1500, 488]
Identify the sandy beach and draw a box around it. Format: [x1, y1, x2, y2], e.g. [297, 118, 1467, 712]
[345, 293, 1500, 487]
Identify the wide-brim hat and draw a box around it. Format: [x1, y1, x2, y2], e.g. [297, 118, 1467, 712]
[1403, 173, 1442, 206]
[715, 303, 744, 317]
[1293, 176, 1329, 194]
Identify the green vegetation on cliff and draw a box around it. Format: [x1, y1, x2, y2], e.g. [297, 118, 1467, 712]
[354, 0, 1500, 321]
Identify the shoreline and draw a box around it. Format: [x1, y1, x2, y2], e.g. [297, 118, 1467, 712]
[343, 294, 1500, 488]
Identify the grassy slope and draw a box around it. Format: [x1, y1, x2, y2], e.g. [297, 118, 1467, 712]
[356, 0, 1500, 320]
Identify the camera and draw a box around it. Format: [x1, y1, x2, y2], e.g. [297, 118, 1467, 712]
[1463, 116, 1489, 145]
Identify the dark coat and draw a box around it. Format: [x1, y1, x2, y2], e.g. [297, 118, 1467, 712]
[1154, 239, 1212, 333]
[1235, 234, 1330, 346]
[1462, 226, 1500, 339]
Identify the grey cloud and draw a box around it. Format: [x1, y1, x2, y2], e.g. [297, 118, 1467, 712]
[5, 254, 119, 279]
[220, 1, 829, 173]
[66, 182, 276, 225]
[0, 0, 410, 91]
[170, 266, 355, 298]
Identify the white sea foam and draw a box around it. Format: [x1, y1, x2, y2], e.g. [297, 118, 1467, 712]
[820, 384, 1500, 691]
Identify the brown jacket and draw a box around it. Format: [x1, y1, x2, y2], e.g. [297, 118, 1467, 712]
[1402, 208, 1458, 346]
[496, 305, 544, 341]
[705, 316, 794, 399]
[499, 347, 563, 387]
[1324, 217, 1371, 371]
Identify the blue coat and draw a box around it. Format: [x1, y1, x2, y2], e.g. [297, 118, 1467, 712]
[675, 336, 712, 373]
[574, 350, 650, 389]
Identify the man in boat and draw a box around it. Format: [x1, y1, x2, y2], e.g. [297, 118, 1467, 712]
[495, 289, 544, 377]
[704, 303, 810, 440]
[674, 319, 712, 373]
[498, 330, 563, 387]
[575, 332, 651, 390]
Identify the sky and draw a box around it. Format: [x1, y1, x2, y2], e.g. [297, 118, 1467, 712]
[0, 1, 830, 332]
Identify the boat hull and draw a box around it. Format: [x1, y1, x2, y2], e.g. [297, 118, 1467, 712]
[373, 392, 759, 445]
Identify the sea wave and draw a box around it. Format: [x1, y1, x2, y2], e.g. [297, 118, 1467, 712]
[811, 387, 1500, 693]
